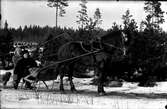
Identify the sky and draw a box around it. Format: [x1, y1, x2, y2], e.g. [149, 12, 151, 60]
[1, 0, 167, 31]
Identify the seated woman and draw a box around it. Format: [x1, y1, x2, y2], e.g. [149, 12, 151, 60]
[12, 47, 23, 67]
[13, 50, 37, 89]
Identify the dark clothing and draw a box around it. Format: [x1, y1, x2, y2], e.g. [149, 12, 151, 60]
[2, 72, 11, 87]
[12, 55, 22, 67]
[14, 58, 37, 75]
[13, 57, 37, 89]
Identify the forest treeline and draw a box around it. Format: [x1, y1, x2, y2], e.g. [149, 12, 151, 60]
[0, 1, 167, 85]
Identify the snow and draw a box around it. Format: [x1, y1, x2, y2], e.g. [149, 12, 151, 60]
[0, 69, 13, 75]
[1, 69, 167, 109]
[1, 89, 167, 109]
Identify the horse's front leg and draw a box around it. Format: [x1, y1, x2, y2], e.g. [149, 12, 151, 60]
[97, 70, 106, 96]
[59, 72, 65, 92]
[69, 65, 77, 92]
[69, 75, 77, 92]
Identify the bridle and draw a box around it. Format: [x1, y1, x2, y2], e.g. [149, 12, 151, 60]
[103, 42, 124, 52]
[102, 31, 127, 56]
[121, 31, 127, 56]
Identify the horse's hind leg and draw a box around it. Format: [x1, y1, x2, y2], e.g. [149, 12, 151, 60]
[58, 64, 65, 92]
[98, 83, 105, 95]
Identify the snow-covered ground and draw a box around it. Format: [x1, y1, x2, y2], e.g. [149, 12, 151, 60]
[0, 69, 167, 109]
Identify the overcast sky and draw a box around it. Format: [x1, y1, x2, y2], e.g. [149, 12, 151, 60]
[1, 0, 167, 31]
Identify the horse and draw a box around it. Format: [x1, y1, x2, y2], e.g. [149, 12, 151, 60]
[23, 43, 95, 90]
[57, 30, 127, 95]
[56, 41, 96, 92]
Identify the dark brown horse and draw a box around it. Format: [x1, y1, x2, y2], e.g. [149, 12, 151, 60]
[24, 41, 95, 89]
[57, 30, 127, 95]
[57, 41, 95, 92]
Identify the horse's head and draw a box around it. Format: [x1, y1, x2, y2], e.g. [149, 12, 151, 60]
[100, 30, 128, 56]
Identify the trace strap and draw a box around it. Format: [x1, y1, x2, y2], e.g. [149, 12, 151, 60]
[39, 49, 103, 71]
[103, 43, 124, 52]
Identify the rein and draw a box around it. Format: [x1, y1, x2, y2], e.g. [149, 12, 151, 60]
[38, 32, 70, 47]
[103, 42, 124, 52]
[39, 49, 102, 71]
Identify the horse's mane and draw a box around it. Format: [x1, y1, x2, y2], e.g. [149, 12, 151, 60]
[101, 30, 123, 45]
[100, 30, 124, 54]
[57, 41, 90, 60]
[80, 42, 92, 52]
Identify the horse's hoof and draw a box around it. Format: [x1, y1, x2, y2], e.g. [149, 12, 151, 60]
[35, 96, 40, 99]
[71, 89, 77, 93]
[60, 90, 66, 94]
[98, 92, 106, 96]
[60, 88, 64, 92]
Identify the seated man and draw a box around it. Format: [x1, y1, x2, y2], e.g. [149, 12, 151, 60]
[13, 50, 37, 89]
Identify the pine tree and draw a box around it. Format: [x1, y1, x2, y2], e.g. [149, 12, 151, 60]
[122, 9, 138, 47]
[111, 22, 121, 31]
[93, 8, 102, 29]
[122, 9, 138, 32]
[47, 0, 68, 28]
[122, 10, 132, 30]
[144, 1, 165, 31]
[86, 8, 103, 31]
[76, 0, 89, 30]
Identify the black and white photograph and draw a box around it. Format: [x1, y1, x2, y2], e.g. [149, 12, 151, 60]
[0, 0, 167, 109]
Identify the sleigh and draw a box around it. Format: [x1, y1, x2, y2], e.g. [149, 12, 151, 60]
[23, 30, 126, 95]
[23, 49, 101, 90]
